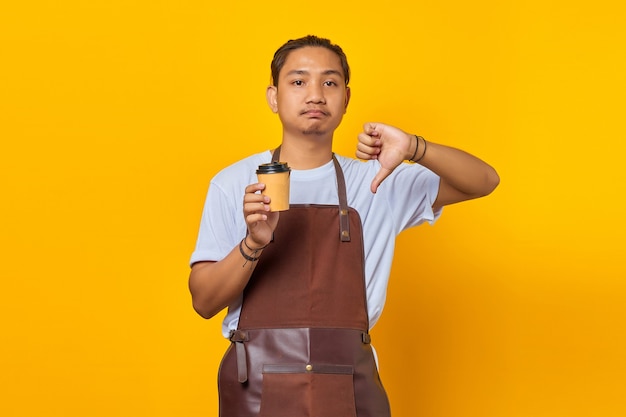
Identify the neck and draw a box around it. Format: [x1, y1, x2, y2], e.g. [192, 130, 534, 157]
[277, 134, 333, 170]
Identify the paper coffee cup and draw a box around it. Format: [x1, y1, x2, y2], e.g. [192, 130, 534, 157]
[256, 162, 291, 211]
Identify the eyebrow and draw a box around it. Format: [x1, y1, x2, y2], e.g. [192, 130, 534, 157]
[285, 69, 343, 78]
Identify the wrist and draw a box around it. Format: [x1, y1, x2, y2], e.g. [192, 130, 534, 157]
[408, 135, 427, 163]
[244, 236, 269, 252]
[239, 237, 268, 269]
[405, 135, 419, 161]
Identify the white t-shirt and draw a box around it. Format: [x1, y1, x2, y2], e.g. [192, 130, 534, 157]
[190, 151, 442, 337]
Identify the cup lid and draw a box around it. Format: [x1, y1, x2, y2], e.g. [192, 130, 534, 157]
[256, 162, 291, 174]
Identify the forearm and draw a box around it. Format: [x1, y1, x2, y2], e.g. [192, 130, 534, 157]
[188, 237, 265, 319]
[413, 138, 499, 205]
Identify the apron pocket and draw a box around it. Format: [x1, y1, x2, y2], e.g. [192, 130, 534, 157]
[260, 364, 357, 417]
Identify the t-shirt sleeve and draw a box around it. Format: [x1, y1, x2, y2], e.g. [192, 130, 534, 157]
[189, 181, 241, 266]
[381, 162, 442, 233]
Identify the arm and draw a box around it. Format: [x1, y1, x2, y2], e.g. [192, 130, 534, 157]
[188, 183, 278, 319]
[355, 122, 499, 210]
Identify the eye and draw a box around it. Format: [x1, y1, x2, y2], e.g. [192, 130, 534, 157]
[292, 80, 304, 86]
[324, 80, 338, 87]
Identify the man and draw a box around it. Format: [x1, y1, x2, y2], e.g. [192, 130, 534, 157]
[189, 35, 499, 416]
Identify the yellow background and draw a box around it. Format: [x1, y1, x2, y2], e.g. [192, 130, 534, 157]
[1, 1, 625, 416]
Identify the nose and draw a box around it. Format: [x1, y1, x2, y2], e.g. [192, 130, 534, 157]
[305, 83, 326, 104]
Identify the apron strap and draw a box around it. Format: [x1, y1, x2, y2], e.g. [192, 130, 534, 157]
[271, 146, 351, 241]
[332, 155, 351, 242]
[229, 330, 249, 383]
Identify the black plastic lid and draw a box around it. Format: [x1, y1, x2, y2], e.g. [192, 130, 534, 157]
[256, 162, 291, 174]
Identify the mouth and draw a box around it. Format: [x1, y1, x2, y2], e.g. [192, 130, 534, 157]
[301, 109, 328, 117]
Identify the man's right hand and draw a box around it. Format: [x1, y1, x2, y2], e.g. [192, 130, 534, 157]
[243, 182, 279, 248]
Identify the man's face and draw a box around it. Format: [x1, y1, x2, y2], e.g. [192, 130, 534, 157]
[267, 47, 350, 137]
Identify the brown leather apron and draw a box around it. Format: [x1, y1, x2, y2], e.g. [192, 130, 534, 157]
[218, 151, 391, 417]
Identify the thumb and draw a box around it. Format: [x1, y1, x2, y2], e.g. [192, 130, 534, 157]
[371, 166, 393, 193]
[363, 122, 381, 137]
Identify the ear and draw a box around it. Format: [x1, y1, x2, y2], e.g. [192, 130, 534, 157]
[343, 87, 351, 113]
[266, 85, 278, 113]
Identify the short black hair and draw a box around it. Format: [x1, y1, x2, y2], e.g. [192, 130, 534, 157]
[270, 35, 350, 87]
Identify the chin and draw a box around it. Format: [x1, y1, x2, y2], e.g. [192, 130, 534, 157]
[301, 129, 327, 136]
